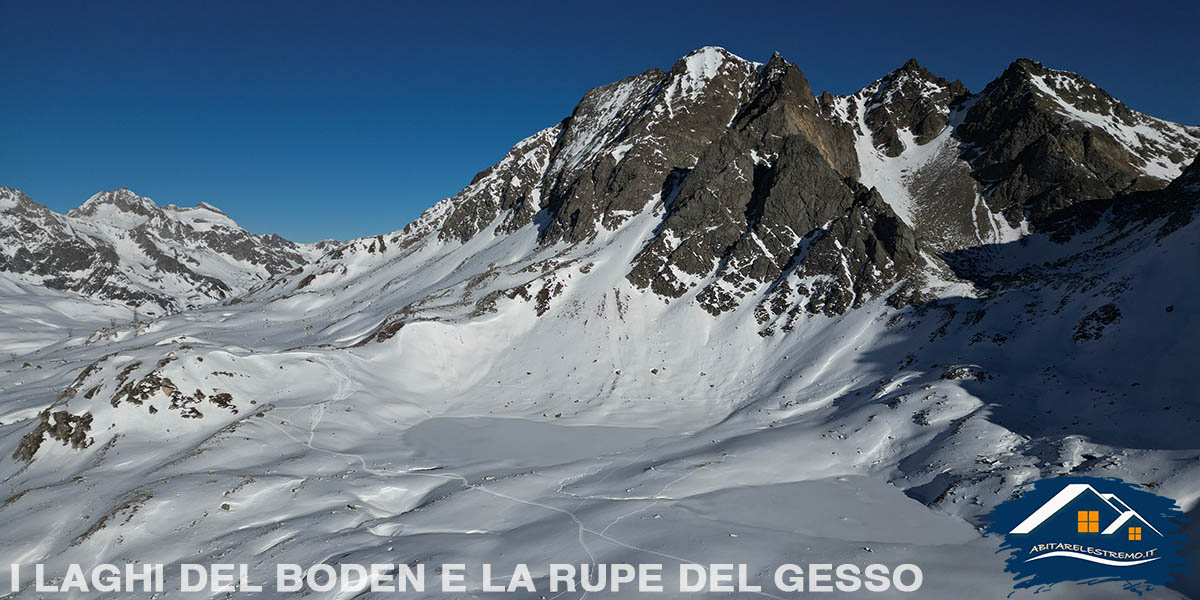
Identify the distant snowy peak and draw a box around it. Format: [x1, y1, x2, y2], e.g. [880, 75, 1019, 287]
[193, 201, 225, 213]
[69, 187, 159, 219]
[0, 187, 49, 215]
[0, 187, 318, 314]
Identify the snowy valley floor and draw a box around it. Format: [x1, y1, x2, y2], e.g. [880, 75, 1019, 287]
[1, 204, 1198, 599]
[0, 292, 1196, 598]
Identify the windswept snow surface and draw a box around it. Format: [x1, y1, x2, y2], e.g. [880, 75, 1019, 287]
[0, 274, 133, 356]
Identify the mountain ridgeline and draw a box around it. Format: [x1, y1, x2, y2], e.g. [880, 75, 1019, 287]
[270, 47, 1197, 339]
[2, 47, 1197, 326]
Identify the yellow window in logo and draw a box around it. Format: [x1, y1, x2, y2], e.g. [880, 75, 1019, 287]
[1129, 526, 1142, 541]
[1077, 510, 1099, 533]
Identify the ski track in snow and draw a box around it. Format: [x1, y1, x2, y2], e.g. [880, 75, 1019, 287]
[258, 356, 786, 599]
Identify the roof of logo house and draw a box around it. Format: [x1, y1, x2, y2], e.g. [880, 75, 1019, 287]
[1009, 483, 1163, 536]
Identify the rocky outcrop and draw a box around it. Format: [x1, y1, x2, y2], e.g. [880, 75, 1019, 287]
[12, 409, 93, 461]
[437, 125, 562, 243]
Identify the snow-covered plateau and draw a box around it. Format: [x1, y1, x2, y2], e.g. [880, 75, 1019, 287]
[1, 47, 1199, 598]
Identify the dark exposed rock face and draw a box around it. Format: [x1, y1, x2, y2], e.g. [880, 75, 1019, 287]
[832, 60, 987, 254]
[1074, 303, 1121, 341]
[423, 48, 769, 245]
[0, 187, 319, 314]
[1039, 157, 1200, 244]
[622, 52, 918, 317]
[957, 59, 1200, 226]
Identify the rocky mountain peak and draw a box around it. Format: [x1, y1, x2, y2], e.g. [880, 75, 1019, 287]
[1005, 57, 1043, 74]
[985, 58, 1125, 119]
[850, 59, 969, 157]
[959, 59, 1199, 225]
[431, 47, 771, 246]
[751, 52, 818, 111]
[760, 51, 790, 80]
[0, 186, 27, 203]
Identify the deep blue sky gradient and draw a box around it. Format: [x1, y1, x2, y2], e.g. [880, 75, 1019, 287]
[2, 0, 1197, 241]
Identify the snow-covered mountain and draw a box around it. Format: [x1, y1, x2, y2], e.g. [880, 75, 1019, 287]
[263, 47, 1197, 328]
[0, 187, 331, 315]
[1, 48, 1198, 598]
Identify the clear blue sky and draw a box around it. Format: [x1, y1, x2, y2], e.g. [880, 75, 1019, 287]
[2, 1, 1197, 242]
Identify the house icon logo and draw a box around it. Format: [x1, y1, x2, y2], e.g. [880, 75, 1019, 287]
[986, 477, 1189, 592]
[1010, 483, 1162, 560]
